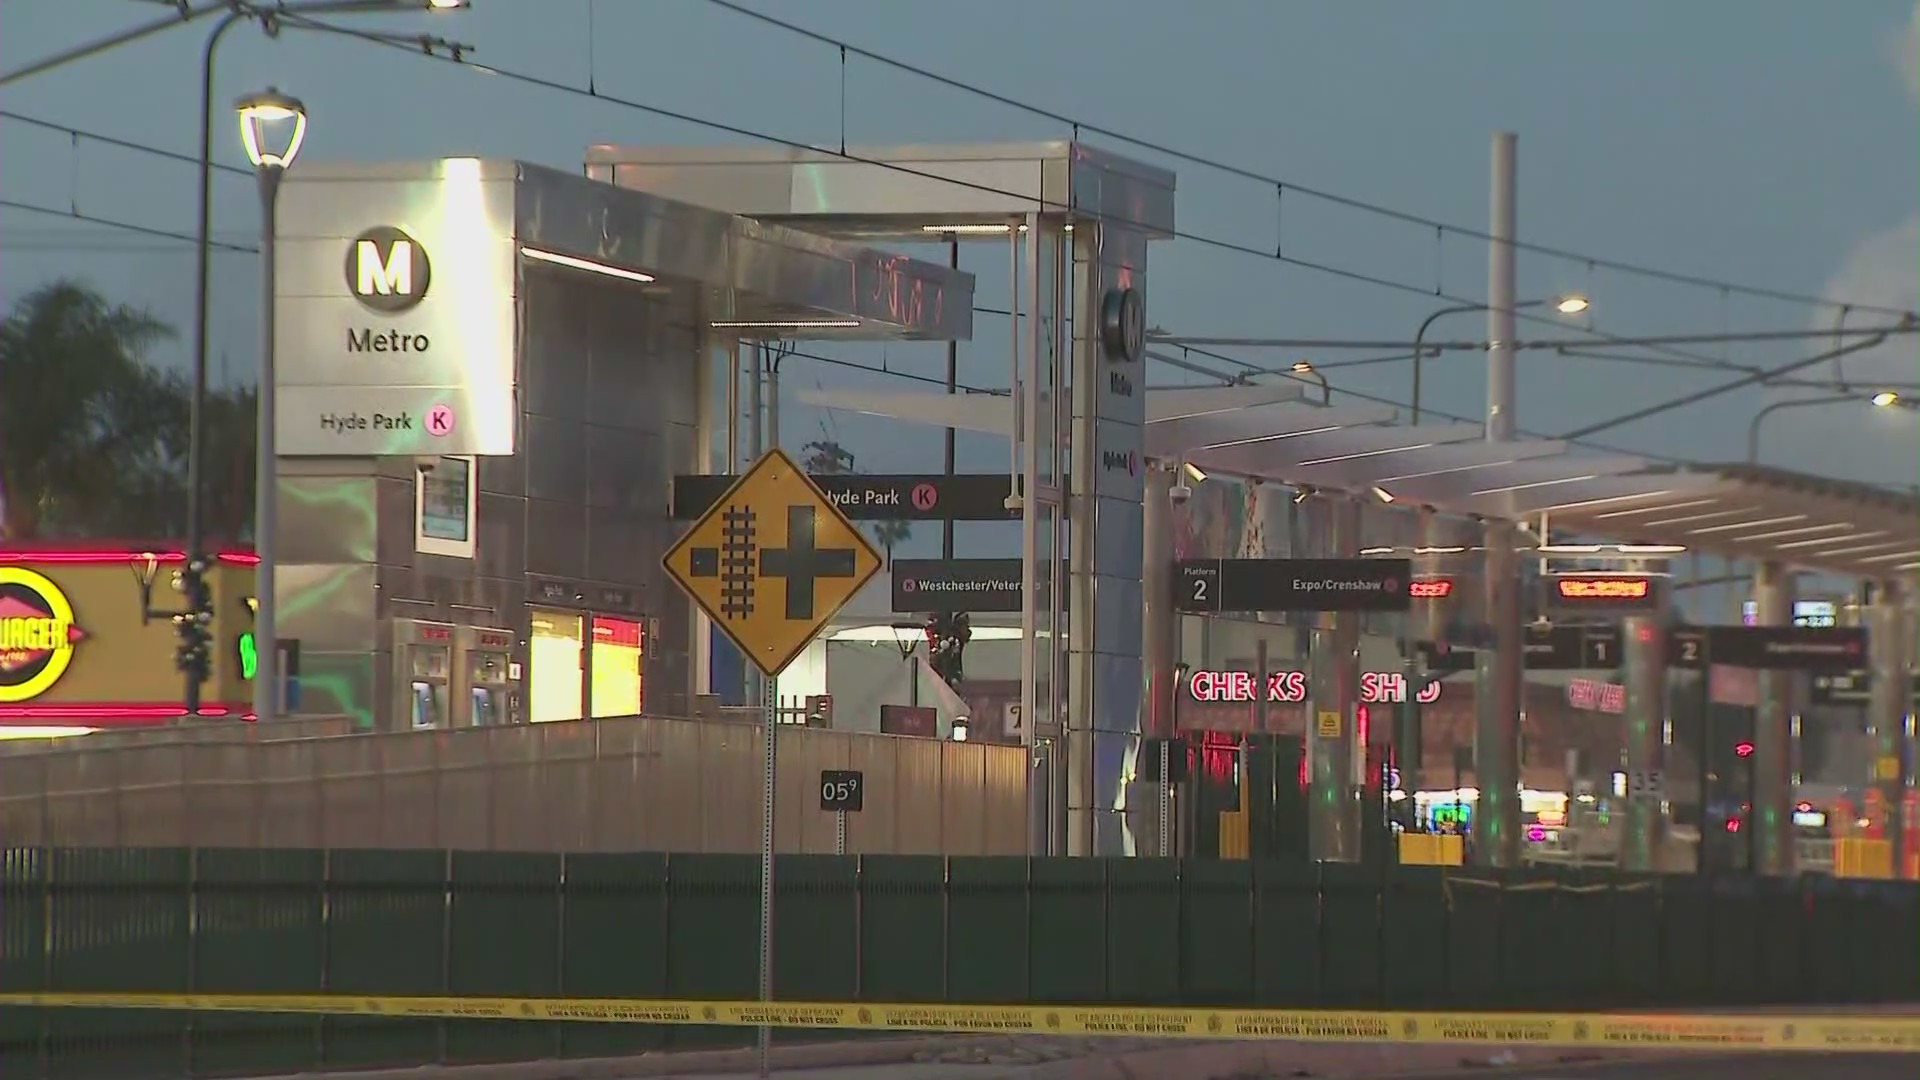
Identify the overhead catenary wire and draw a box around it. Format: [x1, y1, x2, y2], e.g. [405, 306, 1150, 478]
[699, 0, 1915, 321]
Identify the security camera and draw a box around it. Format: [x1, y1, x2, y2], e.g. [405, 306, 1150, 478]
[1168, 482, 1193, 505]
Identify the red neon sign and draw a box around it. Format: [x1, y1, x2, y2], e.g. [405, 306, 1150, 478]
[1185, 670, 1441, 704]
[1567, 677, 1625, 714]
[1409, 578, 1454, 599]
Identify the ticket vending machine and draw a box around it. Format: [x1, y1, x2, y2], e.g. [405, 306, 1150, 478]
[455, 625, 520, 727]
[393, 619, 454, 730]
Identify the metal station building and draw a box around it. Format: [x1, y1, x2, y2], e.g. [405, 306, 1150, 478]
[269, 141, 1919, 871]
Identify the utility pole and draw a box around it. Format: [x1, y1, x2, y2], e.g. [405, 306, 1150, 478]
[1473, 131, 1522, 868]
[943, 239, 959, 559]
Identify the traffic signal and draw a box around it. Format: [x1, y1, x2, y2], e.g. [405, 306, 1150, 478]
[173, 559, 214, 707]
[924, 611, 970, 687]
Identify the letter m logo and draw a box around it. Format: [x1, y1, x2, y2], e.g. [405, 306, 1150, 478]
[344, 226, 431, 313]
[356, 239, 412, 297]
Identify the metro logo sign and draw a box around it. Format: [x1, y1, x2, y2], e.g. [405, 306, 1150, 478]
[0, 567, 86, 702]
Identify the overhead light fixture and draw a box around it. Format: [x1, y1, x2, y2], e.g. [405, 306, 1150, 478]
[1730, 523, 1855, 543]
[919, 224, 1020, 235]
[1554, 295, 1591, 315]
[1291, 360, 1315, 373]
[234, 87, 307, 169]
[1372, 486, 1395, 504]
[520, 247, 655, 283]
[1872, 391, 1899, 407]
[1858, 549, 1920, 564]
[711, 319, 862, 329]
[1687, 514, 1806, 535]
[1412, 545, 1469, 555]
[1591, 497, 1719, 519]
[1296, 442, 1437, 467]
[1893, 561, 1920, 572]
[1777, 530, 1887, 549]
[1182, 462, 1208, 483]
[1293, 486, 1313, 504]
[1537, 544, 1604, 554]
[1613, 543, 1687, 554]
[425, 0, 471, 8]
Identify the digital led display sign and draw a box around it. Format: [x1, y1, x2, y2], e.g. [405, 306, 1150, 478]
[1545, 573, 1663, 612]
[1185, 669, 1442, 704]
[1409, 577, 1454, 599]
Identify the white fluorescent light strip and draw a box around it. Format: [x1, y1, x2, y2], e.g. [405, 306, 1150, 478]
[920, 224, 1018, 235]
[1817, 539, 1916, 557]
[1196, 424, 1348, 452]
[1592, 497, 1719, 520]
[1640, 506, 1764, 528]
[1469, 473, 1602, 497]
[1295, 442, 1439, 467]
[519, 246, 655, 283]
[1728, 523, 1856, 543]
[1776, 530, 1887, 550]
[1894, 561, 1920, 571]
[711, 319, 863, 329]
[1687, 515, 1806, 535]
[1537, 544, 1604, 554]
[1616, 544, 1688, 554]
[1376, 456, 1535, 484]
[1857, 549, 1920, 564]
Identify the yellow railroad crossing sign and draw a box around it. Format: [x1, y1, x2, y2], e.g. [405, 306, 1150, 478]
[663, 449, 882, 677]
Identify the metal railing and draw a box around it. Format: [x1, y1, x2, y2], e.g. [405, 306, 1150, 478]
[0, 714, 1030, 854]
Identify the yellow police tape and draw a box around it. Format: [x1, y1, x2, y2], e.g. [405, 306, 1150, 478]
[0, 992, 1914, 1054]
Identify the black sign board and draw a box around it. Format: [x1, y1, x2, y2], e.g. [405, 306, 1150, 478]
[1420, 624, 1624, 672]
[1695, 625, 1868, 671]
[1810, 671, 1920, 708]
[891, 558, 1061, 614]
[530, 578, 580, 606]
[1176, 558, 1413, 614]
[819, 769, 864, 812]
[674, 473, 1015, 521]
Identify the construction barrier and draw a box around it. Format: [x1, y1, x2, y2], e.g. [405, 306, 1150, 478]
[1, 992, 1915, 1053]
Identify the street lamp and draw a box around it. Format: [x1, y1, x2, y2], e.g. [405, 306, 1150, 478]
[1410, 294, 1590, 424]
[181, 1, 468, 713]
[1291, 360, 1332, 404]
[1747, 392, 1903, 463]
[237, 86, 307, 724]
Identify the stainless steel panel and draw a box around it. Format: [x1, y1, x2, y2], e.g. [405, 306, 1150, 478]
[277, 474, 378, 565]
[475, 494, 528, 582]
[585, 509, 660, 586]
[521, 269, 596, 422]
[276, 167, 519, 240]
[892, 737, 945, 853]
[1088, 574, 1145, 661]
[374, 475, 417, 571]
[278, 563, 378, 650]
[1091, 496, 1144, 578]
[525, 413, 588, 504]
[586, 427, 661, 514]
[520, 160, 972, 341]
[287, 650, 377, 727]
[524, 498, 588, 578]
[477, 453, 526, 498]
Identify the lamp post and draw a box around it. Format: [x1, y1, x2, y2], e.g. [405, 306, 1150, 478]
[1747, 392, 1901, 463]
[1290, 360, 1332, 404]
[1409, 294, 1588, 424]
[181, 0, 467, 712]
[237, 87, 307, 724]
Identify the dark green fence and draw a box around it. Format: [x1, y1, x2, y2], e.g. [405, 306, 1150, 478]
[2, 847, 1915, 1078]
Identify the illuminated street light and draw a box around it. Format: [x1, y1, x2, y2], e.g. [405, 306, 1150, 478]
[1411, 295, 1592, 423]
[1872, 391, 1899, 408]
[236, 87, 306, 168]
[1748, 392, 1908, 463]
[236, 86, 308, 725]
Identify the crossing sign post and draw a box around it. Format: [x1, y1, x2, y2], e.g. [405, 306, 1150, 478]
[661, 447, 882, 1076]
[664, 448, 883, 676]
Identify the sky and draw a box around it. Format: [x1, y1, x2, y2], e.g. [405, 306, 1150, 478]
[2, 0, 1916, 528]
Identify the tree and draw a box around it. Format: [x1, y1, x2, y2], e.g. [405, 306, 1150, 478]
[0, 281, 255, 541]
[799, 439, 913, 560]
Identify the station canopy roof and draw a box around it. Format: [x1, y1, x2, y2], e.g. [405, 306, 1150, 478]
[796, 387, 1917, 580]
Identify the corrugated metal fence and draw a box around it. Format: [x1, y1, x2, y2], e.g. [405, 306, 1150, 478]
[0, 716, 1030, 855]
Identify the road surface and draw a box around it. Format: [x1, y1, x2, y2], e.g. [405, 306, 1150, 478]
[1390, 1053, 1918, 1080]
